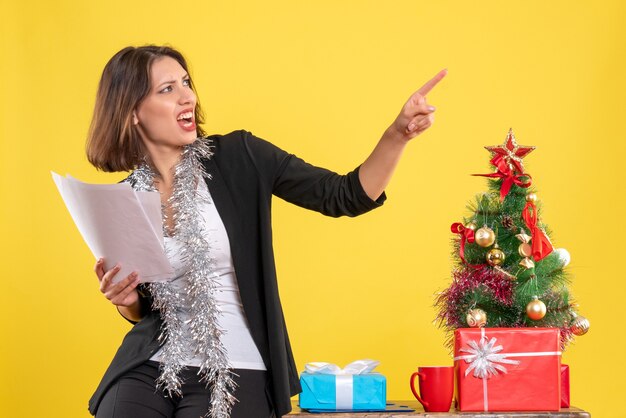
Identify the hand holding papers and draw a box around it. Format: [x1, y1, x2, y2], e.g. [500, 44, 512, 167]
[52, 172, 174, 283]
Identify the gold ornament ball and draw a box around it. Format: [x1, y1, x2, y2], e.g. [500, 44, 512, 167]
[466, 309, 487, 328]
[475, 227, 496, 247]
[526, 193, 538, 203]
[466, 221, 477, 231]
[486, 247, 506, 266]
[571, 315, 590, 336]
[526, 297, 547, 321]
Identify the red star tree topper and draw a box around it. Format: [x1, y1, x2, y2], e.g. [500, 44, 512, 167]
[485, 129, 535, 174]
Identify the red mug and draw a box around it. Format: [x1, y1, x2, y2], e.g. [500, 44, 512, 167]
[410, 366, 454, 412]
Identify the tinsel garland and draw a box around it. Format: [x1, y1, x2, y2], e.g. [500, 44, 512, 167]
[435, 266, 518, 349]
[127, 138, 237, 418]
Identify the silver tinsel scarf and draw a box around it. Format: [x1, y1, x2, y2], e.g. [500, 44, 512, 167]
[127, 138, 237, 418]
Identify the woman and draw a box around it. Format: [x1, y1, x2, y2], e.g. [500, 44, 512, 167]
[87, 45, 445, 418]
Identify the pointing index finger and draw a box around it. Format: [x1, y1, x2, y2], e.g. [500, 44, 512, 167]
[417, 69, 447, 96]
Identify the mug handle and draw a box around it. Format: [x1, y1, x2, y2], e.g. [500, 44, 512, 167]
[410, 372, 429, 409]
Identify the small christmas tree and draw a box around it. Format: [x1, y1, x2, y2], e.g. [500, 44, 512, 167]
[436, 129, 589, 349]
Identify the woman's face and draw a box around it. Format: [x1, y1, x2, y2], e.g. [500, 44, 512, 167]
[134, 56, 198, 153]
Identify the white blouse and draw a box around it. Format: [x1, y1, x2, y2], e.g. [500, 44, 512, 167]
[149, 180, 267, 370]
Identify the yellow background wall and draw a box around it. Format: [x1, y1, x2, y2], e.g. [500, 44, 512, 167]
[2, 1, 623, 416]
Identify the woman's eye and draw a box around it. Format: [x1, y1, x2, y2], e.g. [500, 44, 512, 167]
[159, 86, 173, 93]
[183, 79, 191, 87]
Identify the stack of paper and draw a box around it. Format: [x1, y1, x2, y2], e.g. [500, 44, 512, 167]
[52, 172, 174, 283]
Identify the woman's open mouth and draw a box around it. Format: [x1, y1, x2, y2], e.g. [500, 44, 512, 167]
[177, 110, 196, 132]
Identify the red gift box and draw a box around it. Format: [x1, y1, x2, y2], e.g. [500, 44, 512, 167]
[454, 328, 561, 412]
[561, 364, 570, 408]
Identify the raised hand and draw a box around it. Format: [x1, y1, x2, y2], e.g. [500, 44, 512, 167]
[358, 69, 448, 200]
[389, 69, 447, 141]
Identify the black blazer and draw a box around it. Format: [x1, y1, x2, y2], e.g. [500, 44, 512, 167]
[88, 130, 386, 416]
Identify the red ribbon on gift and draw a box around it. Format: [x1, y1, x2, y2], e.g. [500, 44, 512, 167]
[451, 223, 477, 265]
[473, 155, 532, 202]
[521, 201, 553, 261]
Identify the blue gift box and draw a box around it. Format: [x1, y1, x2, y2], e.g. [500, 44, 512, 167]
[298, 371, 387, 411]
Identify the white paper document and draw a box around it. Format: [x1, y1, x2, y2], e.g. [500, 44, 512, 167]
[52, 172, 174, 283]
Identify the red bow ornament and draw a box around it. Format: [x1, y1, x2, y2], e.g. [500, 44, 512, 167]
[521, 202, 553, 261]
[451, 223, 476, 265]
[473, 160, 532, 202]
